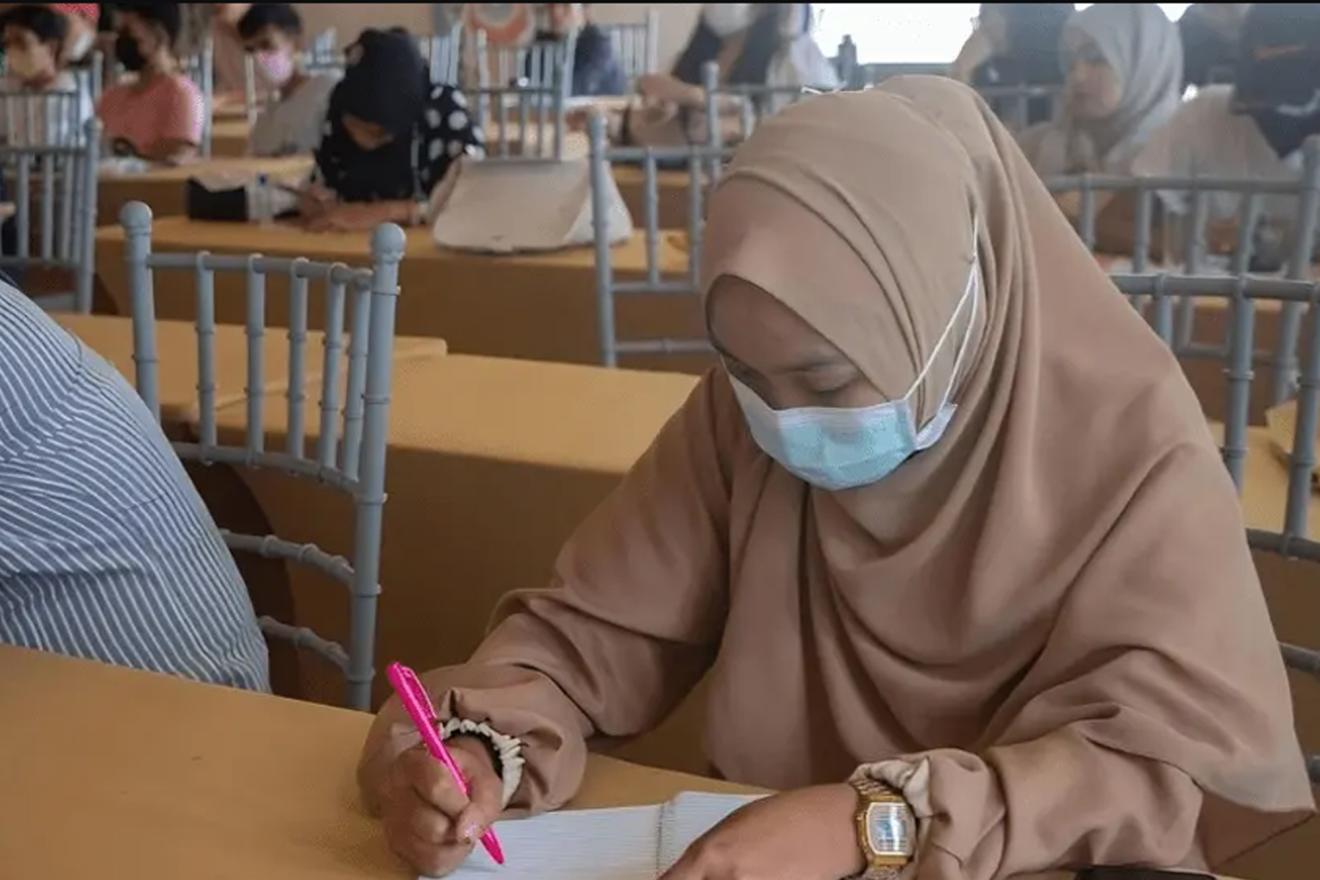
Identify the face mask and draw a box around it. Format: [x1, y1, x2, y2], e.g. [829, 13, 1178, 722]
[115, 33, 147, 72]
[702, 4, 753, 38]
[67, 28, 95, 62]
[254, 49, 295, 86]
[729, 248, 981, 491]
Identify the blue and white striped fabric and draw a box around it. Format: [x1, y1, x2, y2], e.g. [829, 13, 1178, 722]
[0, 282, 270, 691]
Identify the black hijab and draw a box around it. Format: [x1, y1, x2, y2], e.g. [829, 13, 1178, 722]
[670, 5, 788, 87]
[315, 28, 429, 202]
[1235, 4, 1320, 159]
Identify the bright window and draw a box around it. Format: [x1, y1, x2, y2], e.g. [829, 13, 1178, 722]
[813, 3, 1193, 64]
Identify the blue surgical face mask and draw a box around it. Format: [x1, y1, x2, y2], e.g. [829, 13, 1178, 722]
[728, 251, 980, 491]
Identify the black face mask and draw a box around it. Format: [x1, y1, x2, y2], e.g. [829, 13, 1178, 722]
[115, 33, 146, 72]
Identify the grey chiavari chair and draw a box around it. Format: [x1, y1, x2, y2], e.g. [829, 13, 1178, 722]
[588, 111, 730, 367]
[1049, 139, 1320, 406]
[700, 61, 823, 150]
[181, 34, 215, 157]
[0, 89, 84, 147]
[0, 117, 100, 312]
[120, 200, 406, 711]
[601, 9, 659, 89]
[419, 23, 463, 85]
[1111, 270, 1320, 784]
[976, 83, 1061, 132]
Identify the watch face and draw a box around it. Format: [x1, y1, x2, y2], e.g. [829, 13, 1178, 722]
[865, 801, 916, 858]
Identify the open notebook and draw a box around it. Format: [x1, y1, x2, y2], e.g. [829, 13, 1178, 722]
[442, 792, 763, 880]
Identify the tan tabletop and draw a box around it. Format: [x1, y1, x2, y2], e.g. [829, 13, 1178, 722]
[94, 218, 713, 373]
[53, 314, 698, 710]
[98, 155, 314, 225]
[212, 117, 252, 158]
[0, 645, 757, 879]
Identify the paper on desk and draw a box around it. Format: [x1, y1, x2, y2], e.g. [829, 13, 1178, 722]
[443, 791, 761, 880]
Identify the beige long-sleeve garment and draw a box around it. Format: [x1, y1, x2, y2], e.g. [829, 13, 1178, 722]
[363, 78, 1314, 879]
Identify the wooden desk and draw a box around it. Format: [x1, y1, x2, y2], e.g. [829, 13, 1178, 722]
[212, 118, 252, 158]
[0, 645, 755, 878]
[98, 155, 314, 224]
[54, 314, 699, 708]
[612, 165, 696, 230]
[94, 218, 713, 373]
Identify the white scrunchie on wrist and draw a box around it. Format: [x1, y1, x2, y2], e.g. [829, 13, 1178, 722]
[441, 718, 526, 809]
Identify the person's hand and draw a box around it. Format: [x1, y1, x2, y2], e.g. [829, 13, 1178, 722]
[638, 73, 704, 107]
[296, 183, 337, 221]
[659, 784, 865, 880]
[371, 728, 505, 878]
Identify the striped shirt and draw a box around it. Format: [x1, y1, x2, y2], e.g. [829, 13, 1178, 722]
[0, 283, 270, 690]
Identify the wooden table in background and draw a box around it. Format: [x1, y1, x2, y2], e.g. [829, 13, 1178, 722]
[0, 645, 757, 879]
[211, 117, 253, 157]
[93, 218, 713, 374]
[54, 314, 698, 714]
[98, 155, 314, 225]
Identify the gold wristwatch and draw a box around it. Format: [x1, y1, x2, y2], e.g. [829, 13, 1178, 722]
[850, 777, 916, 880]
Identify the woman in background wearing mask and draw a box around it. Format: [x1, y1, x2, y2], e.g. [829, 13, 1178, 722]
[239, 3, 338, 157]
[636, 3, 837, 110]
[951, 3, 1073, 127]
[355, 79, 1312, 879]
[1018, 3, 1182, 177]
[0, 4, 93, 146]
[95, 2, 202, 163]
[303, 28, 481, 232]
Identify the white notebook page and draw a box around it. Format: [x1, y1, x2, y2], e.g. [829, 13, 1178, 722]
[441, 792, 762, 880]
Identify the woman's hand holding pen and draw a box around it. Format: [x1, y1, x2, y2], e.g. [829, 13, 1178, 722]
[362, 725, 504, 877]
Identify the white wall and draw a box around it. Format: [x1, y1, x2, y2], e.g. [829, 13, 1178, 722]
[294, 4, 700, 71]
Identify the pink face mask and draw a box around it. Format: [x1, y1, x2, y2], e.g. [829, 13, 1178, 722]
[254, 50, 294, 86]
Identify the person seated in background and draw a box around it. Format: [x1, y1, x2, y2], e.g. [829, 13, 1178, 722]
[356, 79, 1313, 880]
[623, 3, 837, 147]
[96, 2, 202, 163]
[239, 3, 338, 156]
[951, 3, 1073, 128]
[0, 280, 270, 692]
[1131, 3, 1320, 269]
[211, 2, 257, 97]
[1179, 2, 1250, 90]
[0, 4, 93, 145]
[1018, 3, 1182, 179]
[304, 28, 482, 232]
[533, 3, 626, 97]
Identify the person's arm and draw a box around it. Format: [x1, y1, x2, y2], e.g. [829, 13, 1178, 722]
[662, 442, 1312, 880]
[359, 371, 737, 810]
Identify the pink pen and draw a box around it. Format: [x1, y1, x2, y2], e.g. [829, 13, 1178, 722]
[386, 661, 506, 866]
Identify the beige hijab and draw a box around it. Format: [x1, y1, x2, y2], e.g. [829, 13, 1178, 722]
[369, 79, 1312, 877]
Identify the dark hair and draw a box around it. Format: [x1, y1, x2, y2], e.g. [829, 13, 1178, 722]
[116, 2, 182, 45]
[238, 3, 303, 41]
[0, 4, 70, 49]
[671, 5, 788, 87]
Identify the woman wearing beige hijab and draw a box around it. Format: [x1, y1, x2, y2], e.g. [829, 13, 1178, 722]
[358, 77, 1313, 879]
[1019, 3, 1183, 176]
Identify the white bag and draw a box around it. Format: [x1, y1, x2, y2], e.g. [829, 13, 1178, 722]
[430, 156, 632, 253]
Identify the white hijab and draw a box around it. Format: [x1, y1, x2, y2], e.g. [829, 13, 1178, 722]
[1020, 3, 1183, 176]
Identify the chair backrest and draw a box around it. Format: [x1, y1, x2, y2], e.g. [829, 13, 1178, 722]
[419, 23, 463, 85]
[476, 27, 576, 91]
[700, 60, 819, 148]
[588, 111, 730, 367]
[976, 83, 1061, 132]
[0, 89, 85, 147]
[601, 9, 659, 87]
[1048, 137, 1320, 406]
[181, 34, 215, 157]
[1109, 269, 1320, 784]
[71, 49, 104, 107]
[0, 116, 101, 312]
[119, 200, 406, 711]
